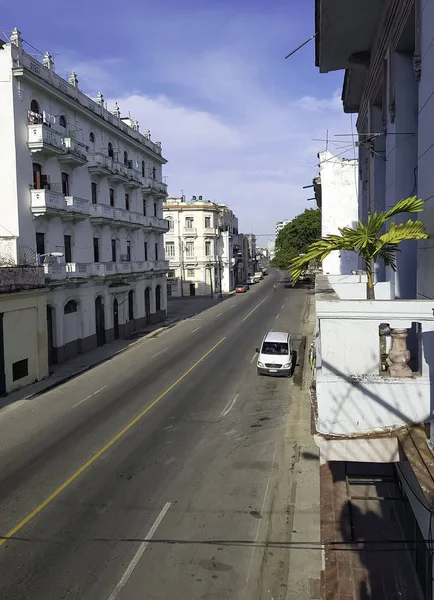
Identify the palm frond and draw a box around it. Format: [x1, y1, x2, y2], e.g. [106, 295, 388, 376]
[289, 234, 356, 282]
[383, 196, 425, 221]
[379, 220, 429, 245]
[376, 243, 399, 271]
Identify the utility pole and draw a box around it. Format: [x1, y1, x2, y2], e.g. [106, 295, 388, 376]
[178, 222, 184, 297]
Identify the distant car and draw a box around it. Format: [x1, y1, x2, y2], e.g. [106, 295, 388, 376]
[236, 284, 247, 293]
[254, 272, 264, 280]
[253, 277, 260, 283]
[246, 277, 256, 285]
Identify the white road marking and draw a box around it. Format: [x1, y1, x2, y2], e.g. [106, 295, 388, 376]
[250, 353, 257, 364]
[222, 393, 239, 417]
[286, 296, 288, 300]
[72, 385, 107, 409]
[192, 326, 202, 333]
[245, 443, 278, 586]
[281, 304, 285, 309]
[108, 502, 171, 600]
[276, 314, 279, 319]
[151, 348, 168, 359]
[215, 313, 222, 318]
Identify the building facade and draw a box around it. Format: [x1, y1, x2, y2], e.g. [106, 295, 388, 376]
[275, 219, 290, 236]
[314, 1, 434, 596]
[0, 29, 169, 365]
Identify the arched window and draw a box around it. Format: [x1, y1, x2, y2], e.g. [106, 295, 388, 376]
[124, 150, 128, 166]
[108, 142, 114, 159]
[30, 99, 40, 114]
[152, 166, 156, 180]
[64, 300, 78, 314]
[128, 289, 134, 321]
[155, 285, 161, 312]
[141, 160, 145, 177]
[89, 131, 95, 143]
[59, 115, 67, 128]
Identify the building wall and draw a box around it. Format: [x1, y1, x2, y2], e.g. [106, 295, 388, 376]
[318, 151, 359, 275]
[0, 289, 49, 393]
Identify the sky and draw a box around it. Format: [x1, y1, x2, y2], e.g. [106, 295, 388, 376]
[3, 0, 352, 242]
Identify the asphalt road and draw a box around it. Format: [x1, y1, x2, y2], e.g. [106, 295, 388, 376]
[0, 271, 308, 600]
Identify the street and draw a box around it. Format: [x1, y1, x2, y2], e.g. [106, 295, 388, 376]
[0, 272, 315, 600]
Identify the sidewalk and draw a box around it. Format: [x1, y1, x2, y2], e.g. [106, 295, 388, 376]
[0, 295, 229, 408]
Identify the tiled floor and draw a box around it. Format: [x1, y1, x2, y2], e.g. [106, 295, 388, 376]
[320, 461, 424, 600]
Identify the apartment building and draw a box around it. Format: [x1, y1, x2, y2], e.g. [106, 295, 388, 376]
[275, 219, 290, 236]
[163, 197, 222, 297]
[313, 1, 434, 597]
[0, 29, 169, 366]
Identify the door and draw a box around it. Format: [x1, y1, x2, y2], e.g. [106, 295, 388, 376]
[46, 306, 55, 366]
[95, 296, 106, 346]
[144, 287, 151, 325]
[190, 283, 195, 296]
[113, 299, 119, 340]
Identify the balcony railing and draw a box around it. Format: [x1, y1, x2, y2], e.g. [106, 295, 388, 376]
[89, 203, 115, 221]
[314, 275, 434, 438]
[87, 153, 113, 176]
[143, 216, 169, 231]
[90, 262, 116, 276]
[184, 255, 198, 264]
[65, 195, 89, 217]
[59, 137, 88, 166]
[27, 123, 64, 155]
[183, 227, 197, 236]
[116, 262, 132, 274]
[44, 263, 66, 280]
[66, 263, 90, 278]
[31, 189, 67, 215]
[142, 177, 168, 196]
[148, 260, 169, 271]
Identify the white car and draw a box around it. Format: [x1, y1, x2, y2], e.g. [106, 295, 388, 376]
[256, 331, 293, 377]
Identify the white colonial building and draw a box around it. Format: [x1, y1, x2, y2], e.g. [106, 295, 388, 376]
[0, 29, 169, 366]
[163, 197, 242, 296]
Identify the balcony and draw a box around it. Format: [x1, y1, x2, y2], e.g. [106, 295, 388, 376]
[90, 262, 116, 277]
[128, 212, 144, 228]
[143, 216, 169, 232]
[132, 261, 145, 273]
[107, 161, 130, 183]
[184, 255, 198, 265]
[148, 260, 169, 271]
[27, 123, 64, 156]
[30, 188, 67, 216]
[124, 167, 143, 189]
[204, 227, 219, 236]
[142, 177, 168, 197]
[87, 153, 113, 177]
[66, 263, 90, 278]
[44, 263, 66, 280]
[313, 275, 434, 448]
[116, 262, 132, 274]
[58, 138, 88, 167]
[89, 203, 115, 223]
[183, 227, 197, 237]
[65, 196, 89, 219]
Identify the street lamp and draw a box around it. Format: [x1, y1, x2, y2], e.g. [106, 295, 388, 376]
[38, 252, 64, 265]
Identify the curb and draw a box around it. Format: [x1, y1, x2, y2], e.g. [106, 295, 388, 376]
[301, 294, 315, 391]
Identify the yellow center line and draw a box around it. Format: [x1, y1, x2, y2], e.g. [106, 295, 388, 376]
[241, 298, 266, 322]
[0, 336, 226, 548]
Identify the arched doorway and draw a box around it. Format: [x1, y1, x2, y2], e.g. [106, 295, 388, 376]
[95, 296, 106, 346]
[128, 290, 134, 321]
[113, 298, 119, 340]
[47, 305, 56, 366]
[155, 285, 161, 313]
[144, 287, 151, 325]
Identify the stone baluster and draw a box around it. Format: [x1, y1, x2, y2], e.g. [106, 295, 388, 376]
[386, 328, 412, 377]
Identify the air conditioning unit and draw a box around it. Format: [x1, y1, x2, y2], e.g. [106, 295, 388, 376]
[120, 254, 130, 261]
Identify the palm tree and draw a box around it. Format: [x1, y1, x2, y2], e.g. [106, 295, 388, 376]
[289, 197, 429, 299]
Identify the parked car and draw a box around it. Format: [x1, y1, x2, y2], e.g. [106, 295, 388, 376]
[254, 271, 264, 280]
[236, 284, 248, 293]
[246, 277, 256, 285]
[256, 331, 293, 377]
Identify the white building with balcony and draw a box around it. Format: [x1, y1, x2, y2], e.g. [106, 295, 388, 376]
[0, 29, 169, 365]
[163, 197, 223, 297]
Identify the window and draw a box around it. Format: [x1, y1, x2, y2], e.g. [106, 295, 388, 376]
[109, 188, 115, 207]
[59, 115, 67, 128]
[185, 217, 194, 229]
[154, 202, 157, 217]
[30, 99, 40, 114]
[152, 166, 156, 180]
[205, 216, 211, 228]
[111, 239, 117, 262]
[125, 193, 130, 211]
[128, 289, 134, 320]
[155, 285, 161, 311]
[89, 131, 95, 143]
[155, 242, 159, 261]
[205, 241, 211, 256]
[186, 242, 194, 257]
[165, 242, 175, 257]
[108, 142, 114, 159]
[64, 300, 78, 314]
[36, 232, 45, 256]
[261, 342, 289, 356]
[61, 172, 70, 196]
[93, 237, 100, 262]
[168, 270, 176, 278]
[91, 182, 98, 204]
[33, 163, 42, 189]
[144, 241, 148, 261]
[141, 160, 145, 177]
[187, 269, 195, 277]
[167, 283, 172, 296]
[126, 240, 131, 261]
[124, 150, 128, 166]
[143, 198, 147, 215]
[168, 217, 174, 230]
[64, 235, 72, 263]
[12, 359, 28, 382]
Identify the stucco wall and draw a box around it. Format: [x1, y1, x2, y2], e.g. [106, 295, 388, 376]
[318, 151, 359, 275]
[1, 289, 49, 393]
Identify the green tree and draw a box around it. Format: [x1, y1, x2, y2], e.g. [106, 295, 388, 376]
[271, 209, 321, 269]
[289, 197, 428, 299]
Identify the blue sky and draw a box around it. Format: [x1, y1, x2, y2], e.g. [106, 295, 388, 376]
[3, 0, 352, 241]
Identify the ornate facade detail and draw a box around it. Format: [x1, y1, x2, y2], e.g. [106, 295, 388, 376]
[387, 328, 413, 377]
